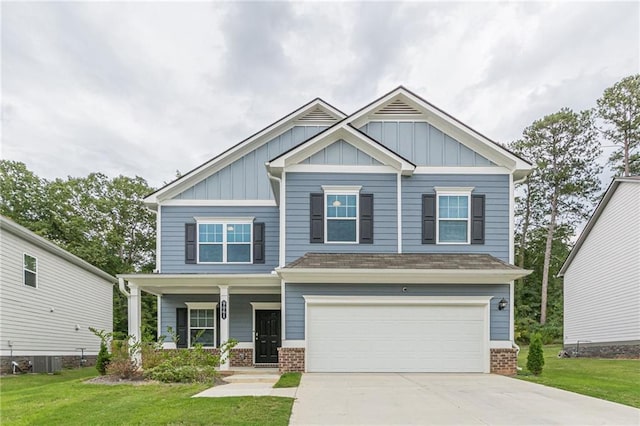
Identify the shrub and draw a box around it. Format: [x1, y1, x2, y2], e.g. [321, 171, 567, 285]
[527, 333, 545, 376]
[106, 339, 140, 379]
[96, 342, 111, 375]
[141, 343, 167, 370]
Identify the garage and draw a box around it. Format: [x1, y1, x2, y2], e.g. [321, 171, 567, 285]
[305, 296, 490, 373]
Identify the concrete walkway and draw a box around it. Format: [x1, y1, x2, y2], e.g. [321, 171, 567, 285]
[290, 373, 640, 425]
[193, 373, 297, 398]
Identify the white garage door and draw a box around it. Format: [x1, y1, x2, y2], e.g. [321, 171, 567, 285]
[306, 298, 489, 373]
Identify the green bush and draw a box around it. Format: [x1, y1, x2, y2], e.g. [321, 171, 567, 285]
[106, 340, 139, 379]
[527, 333, 545, 376]
[96, 342, 111, 375]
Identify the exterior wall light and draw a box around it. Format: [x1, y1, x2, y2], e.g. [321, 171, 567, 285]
[498, 298, 508, 311]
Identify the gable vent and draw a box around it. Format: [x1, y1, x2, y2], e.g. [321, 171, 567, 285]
[374, 99, 422, 116]
[298, 107, 337, 122]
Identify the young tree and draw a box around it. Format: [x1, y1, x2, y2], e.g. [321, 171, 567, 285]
[527, 333, 545, 376]
[517, 109, 602, 325]
[596, 74, 640, 176]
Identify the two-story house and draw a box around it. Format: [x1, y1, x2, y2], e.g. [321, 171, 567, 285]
[118, 87, 532, 375]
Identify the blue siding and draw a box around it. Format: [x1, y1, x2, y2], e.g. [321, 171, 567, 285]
[160, 293, 280, 344]
[174, 126, 327, 200]
[160, 206, 279, 273]
[302, 140, 382, 165]
[285, 173, 398, 263]
[402, 174, 510, 261]
[360, 121, 495, 166]
[285, 283, 509, 340]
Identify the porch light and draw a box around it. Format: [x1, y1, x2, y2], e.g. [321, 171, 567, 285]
[498, 298, 508, 311]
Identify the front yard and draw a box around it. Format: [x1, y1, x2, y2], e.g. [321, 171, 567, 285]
[0, 368, 293, 425]
[517, 344, 640, 408]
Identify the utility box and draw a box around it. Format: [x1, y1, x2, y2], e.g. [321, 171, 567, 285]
[32, 356, 62, 373]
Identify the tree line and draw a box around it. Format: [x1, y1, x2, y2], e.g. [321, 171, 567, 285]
[1, 75, 637, 342]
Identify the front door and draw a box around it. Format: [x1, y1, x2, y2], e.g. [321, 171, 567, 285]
[255, 310, 280, 363]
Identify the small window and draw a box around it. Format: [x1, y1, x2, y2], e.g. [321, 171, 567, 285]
[437, 191, 471, 244]
[189, 308, 216, 347]
[325, 194, 358, 242]
[23, 254, 37, 288]
[197, 221, 252, 263]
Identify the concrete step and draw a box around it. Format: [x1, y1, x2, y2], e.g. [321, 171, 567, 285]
[224, 374, 280, 384]
[222, 367, 279, 375]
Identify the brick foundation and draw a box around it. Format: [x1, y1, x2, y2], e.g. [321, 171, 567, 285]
[230, 348, 254, 367]
[490, 348, 518, 375]
[278, 347, 305, 373]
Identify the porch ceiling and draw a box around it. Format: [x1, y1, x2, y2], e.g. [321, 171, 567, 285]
[117, 273, 281, 295]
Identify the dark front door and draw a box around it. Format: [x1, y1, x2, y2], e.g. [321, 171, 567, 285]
[255, 310, 280, 363]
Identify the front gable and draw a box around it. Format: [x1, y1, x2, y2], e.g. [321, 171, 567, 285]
[300, 139, 383, 166]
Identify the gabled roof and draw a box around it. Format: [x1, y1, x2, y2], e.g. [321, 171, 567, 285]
[144, 98, 346, 207]
[0, 216, 116, 284]
[266, 122, 416, 176]
[558, 176, 640, 277]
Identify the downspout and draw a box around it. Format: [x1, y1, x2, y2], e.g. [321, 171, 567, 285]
[118, 277, 130, 297]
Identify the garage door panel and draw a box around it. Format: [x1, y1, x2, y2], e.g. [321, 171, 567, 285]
[306, 302, 487, 373]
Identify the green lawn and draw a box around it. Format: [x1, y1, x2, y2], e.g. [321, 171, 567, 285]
[0, 368, 293, 425]
[273, 372, 301, 388]
[517, 344, 640, 408]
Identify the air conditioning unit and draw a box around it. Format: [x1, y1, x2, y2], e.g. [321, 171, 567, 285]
[32, 356, 62, 373]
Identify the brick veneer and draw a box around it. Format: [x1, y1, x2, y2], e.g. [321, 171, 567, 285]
[278, 347, 305, 373]
[490, 348, 518, 375]
[230, 348, 254, 367]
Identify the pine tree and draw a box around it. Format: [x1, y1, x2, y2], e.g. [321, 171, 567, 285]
[527, 333, 545, 376]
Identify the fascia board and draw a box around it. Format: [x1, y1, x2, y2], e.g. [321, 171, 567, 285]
[275, 268, 532, 284]
[118, 273, 281, 287]
[146, 99, 346, 204]
[303, 295, 493, 305]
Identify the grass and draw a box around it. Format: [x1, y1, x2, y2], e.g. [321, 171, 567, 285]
[0, 368, 293, 425]
[516, 344, 640, 408]
[273, 372, 301, 388]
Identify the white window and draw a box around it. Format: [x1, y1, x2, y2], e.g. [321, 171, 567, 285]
[196, 218, 253, 263]
[322, 186, 361, 243]
[186, 302, 217, 348]
[435, 187, 473, 244]
[23, 254, 37, 288]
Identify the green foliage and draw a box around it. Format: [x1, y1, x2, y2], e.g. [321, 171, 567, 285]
[105, 340, 140, 379]
[596, 74, 640, 176]
[527, 333, 545, 376]
[96, 343, 111, 376]
[274, 373, 302, 388]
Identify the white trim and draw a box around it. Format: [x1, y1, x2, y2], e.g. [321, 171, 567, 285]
[281, 340, 306, 348]
[194, 216, 255, 223]
[286, 164, 398, 174]
[323, 187, 361, 244]
[489, 340, 514, 349]
[435, 189, 473, 244]
[321, 185, 362, 192]
[185, 302, 218, 309]
[303, 295, 493, 305]
[281, 279, 287, 341]
[22, 252, 38, 288]
[234, 342, 253, 349]
[414, 166, 511, 175]
[195, 219, 254, 264]
[509, 281, 515, 342]
[185, 302, 218, 348]
[251, 302, 282, 364]
[509, 174, 515, 342]
[162, 199, 277, 207]
[433, 186, 475, 193]
[397, 172, 402, 253]
[250, 302, 282, 310]
[145, 99, 346, 205]
[157, 295, 162, 340]
[280, 171, 286, 267]
[155, 206, 161, 272]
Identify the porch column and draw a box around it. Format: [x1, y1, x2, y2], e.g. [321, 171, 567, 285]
[128, 283, 142, 365]
[218, 285, 230, 371]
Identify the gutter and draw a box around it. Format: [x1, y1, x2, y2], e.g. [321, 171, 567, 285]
[118, 277, 130, 297]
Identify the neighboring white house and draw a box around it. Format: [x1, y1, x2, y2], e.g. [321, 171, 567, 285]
[0, 216, 116, 373]
[559, 177, 640, 358]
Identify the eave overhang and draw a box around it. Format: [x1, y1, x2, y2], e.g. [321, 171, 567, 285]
[117, 273, 281, 295]
[275, 268, 532, 284]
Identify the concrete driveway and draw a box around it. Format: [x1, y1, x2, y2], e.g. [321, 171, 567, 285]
[290, 373, 640, 425]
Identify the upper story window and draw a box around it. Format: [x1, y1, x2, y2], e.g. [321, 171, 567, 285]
[197, 218, 252, 263]
[23, 254, 37, 288]
[323, 186, 361, 243]
[435, 188, 473, 244]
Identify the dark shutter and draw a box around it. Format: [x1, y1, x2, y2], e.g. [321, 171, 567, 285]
[310, 193, 324, 243]
[176, 308, 188, 348]
[471, 194, 485, 244]
[422, 194, 436, 244]
[359, 194, 374, 244]
[185, 223, 197, 264]
[253, 222, 265, 263]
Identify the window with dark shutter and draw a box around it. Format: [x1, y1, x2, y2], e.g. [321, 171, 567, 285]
[185, 223, 197, 264]
[253, 222, 265, 263]
[471, 194, 485, 244]
[359, 194, 374, 244]
[310, 193, 324, 243]
[176, 308, 188, 348]
[422, 194, 436, 244]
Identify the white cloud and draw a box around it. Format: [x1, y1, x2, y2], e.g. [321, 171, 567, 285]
[1, 1, 638, 188]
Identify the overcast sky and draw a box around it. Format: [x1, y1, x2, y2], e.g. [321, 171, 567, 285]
[2, 1, 638, 188]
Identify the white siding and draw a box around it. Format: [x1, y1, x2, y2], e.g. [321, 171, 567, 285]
[564, 183, 640, 344]
[0, 230, 113, 355]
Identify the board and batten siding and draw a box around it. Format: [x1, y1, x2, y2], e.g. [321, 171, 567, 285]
[360, 121, 495, 166]
[285, 172, 398, 264]
[285, 283, 509, 340]
[402, 174, 510, 261]
[173, 126, 328, 200]
[0, 230, 112, 355]
[160, 206, 279, 273]
[564, 182, 640, 345]
[301, 139, 382, 165]
[160, 293, 281, 344]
